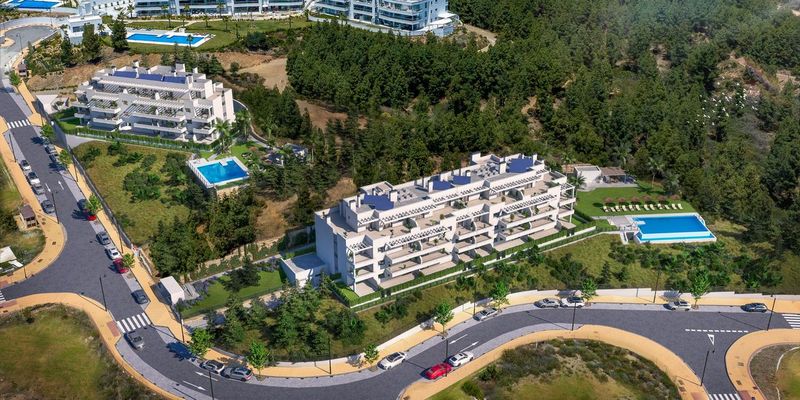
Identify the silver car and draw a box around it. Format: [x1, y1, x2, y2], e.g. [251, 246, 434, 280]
[668, 300, 691, 311]
[535, 298, 560, 308]
[126, 330, 144, 350]
[474, 307, 499, 321]
[200, 359, 225, 374]
[222, 366, 253, 381]
[378, 352, 407, 370]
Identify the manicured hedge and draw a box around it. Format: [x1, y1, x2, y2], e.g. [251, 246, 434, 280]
[58, 122, 222, 152]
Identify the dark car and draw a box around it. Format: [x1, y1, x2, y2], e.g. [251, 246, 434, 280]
[200, 360, 225, 374]
[423, 363, 452, 380]
[126, 330, 144, 350]
[49, 153, 59, 165]
[45, 144, 57, 155]
[41, 200, 55, 214]
[132, 289, 149, 305]
[77, 199, 96, 221]
[222, 366, 253, 381]
[96, 231, 111, 245]
[742, 303, 768, 313]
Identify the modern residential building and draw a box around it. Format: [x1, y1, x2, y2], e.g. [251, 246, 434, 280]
[74, 62, 235, 143]
[133, 0, 305, 16]
[312, 152, 576, 295]
[311, 0, 458, 36]
[77, 0, 136, 17]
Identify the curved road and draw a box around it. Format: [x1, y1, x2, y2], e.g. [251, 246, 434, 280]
[0, 63, 791, 400]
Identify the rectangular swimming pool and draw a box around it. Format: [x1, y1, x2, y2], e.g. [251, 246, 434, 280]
[9, 0, 59, 9]
[127, 33, 206, 46]
[633, 214, 716, 244]
[189, 157, 250, 189]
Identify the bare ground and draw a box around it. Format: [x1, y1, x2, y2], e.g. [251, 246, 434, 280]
[325, 177, 357, 207]
[296, 99, 350, 130]
[254, 195, 294, 242]
[27, 52, 162, 92]
[462, 24, 497, 52]
[750, 344, 799, 400]
[241, 57, 289, 92]
[212, 52, 270, 70]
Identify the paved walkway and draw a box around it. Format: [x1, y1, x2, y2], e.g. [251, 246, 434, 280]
[725, 329, 800, 400]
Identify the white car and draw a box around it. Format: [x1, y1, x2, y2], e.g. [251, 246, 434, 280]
[378, 351, 407, 370]
[447, 352, 474, 367]
[668, 300, 691, 311]
[26, 171, 40, 185]
[560, 296, 585, 308]
[19, 159, 31, 172]
[474, 307, 500, 321]
[105, 245, 121, 260]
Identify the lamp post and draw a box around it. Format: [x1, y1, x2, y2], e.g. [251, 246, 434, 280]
[178, 309, 186, 343]
[207, 370, 215, 400]
[99, 275, 107, 311]
[328, 334, 332, 375]
[571, 303, 577, 331]
[767, 296, 777, 331]
[700, 349, 711, 386]
[652, 268, 662, 303]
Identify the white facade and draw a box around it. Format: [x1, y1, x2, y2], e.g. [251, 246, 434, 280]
[314, 153, 577, 295]
[65, 14, 104, 44]
[74, 62, 235, 143]
[78, 0, 136, 17]
[312, 0, 457, 35]
[134, 0, 305, 17]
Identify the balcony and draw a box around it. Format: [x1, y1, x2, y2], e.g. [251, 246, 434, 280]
[377, 3, 422, 16]
[386, 251, 452, 279]
[454, 233, 493, 253]
[192, 126, 215, 135]
[498, 218, 556, 242]
[91, 117, 123, 126]
[498, 205, 554, 230]
[377, 11, 423, 24]
[386, 241, 448, 264]
[132, 122, 187, 134]
[454, 220, 492, 240]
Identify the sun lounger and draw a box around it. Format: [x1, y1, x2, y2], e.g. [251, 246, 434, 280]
[646, 204, 652, 210]
[657, 204, 663, 209]
[602, 206, 608, 212]
[635, 204, 641, 211]
[677, 203, 683, 210]
[671, 204, 678, 210]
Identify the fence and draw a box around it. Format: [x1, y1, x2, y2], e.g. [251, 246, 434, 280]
[59, 122, 223, 153]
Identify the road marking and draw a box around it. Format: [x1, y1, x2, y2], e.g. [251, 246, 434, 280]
[459, 341, 480, 352]
[784, 314, 800, 329]
[7, 119, 30, 129]
[449, 334, 468, 344]
[181, 380, 206, 391]
[116, 313, 151, 333]
[684, 328, 748, 333]
[195, 371, 218, 381]
[710, 393, 741, 400]
[0, 288, 5, 302]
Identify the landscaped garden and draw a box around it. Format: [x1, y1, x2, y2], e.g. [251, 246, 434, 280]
[181, 266, 286, 318]
[777, 348, 800, 399]
[0, 305, 157, 399]
[0, 157, 44, 267]
[431, 339, 678, 400]
[575, 183, 695, 217]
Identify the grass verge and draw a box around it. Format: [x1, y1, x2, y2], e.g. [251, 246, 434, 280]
[576, 182, 695, 217]
[182, 269, 286, 318]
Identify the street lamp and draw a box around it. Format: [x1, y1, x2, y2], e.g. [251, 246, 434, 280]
[652, 268, 662, 303]
[571, 303, 577, 331]
[767, 296, 777, 331]
[207, 370, 215, 400]
[328, 334, 332, 375]
[700, 349, 710, 386]
[99, 275, 107, 311]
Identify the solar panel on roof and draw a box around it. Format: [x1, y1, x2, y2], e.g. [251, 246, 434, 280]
[363, 194, 394, 211]
[432, 180, 453, 191]
[163, 76, 187, 84]
[113, 71, 137, 78]
[452, 175, 471, 185]
[139, 73, 163, 81]
[508, 157, 534, 173]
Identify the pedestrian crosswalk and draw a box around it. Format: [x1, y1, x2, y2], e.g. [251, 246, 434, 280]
[783, 313, 800, 329]
[7, 119, 31, 129]
[709, 394, 741, 400]
[116, 313, 151, 333]
[0, 288, 5, 302]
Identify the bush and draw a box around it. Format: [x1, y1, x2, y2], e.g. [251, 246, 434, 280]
[461, 380, 484, 399]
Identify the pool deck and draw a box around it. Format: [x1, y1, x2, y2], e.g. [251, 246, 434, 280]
[187, 156, 249, 190]
[609, 212, 718, 244]
[126, 29, 212, 47]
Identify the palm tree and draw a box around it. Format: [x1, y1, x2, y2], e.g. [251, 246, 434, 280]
[216, 1, 224, 18]
[646, 156, 665, 185]
[664, 173, 680, 195]
[233, 110, 251, 142]
[127, 4, 135, 18]
[161, 4, 172, 28]
[611, 143, 631, 167]
[215, 118, 232, 150]
[222, 15, 230, 32]
[202, 13, 210, 28]
[182, 5, 190, 25]
[568, 174, 586, 189]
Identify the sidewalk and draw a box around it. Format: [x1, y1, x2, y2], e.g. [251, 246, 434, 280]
[0, 116, 66, 288]
[400, 324, 707, 400]
[725, 329, 800, 400]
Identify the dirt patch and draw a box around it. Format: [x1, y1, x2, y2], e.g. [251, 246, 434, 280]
[325, 177, 357, 207]
[461, 24, 496, 52]
[241, 56, 288, 91]
[296, 99, 349, 130]
[652, 44, 672, 73]
[212, 52, 270, 70]
[750, 344, 799, 400]
[27, 52, 161, 92]
[254, 195, 294, 241]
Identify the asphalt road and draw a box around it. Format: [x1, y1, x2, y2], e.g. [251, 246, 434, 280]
[0, 80, 791, 400]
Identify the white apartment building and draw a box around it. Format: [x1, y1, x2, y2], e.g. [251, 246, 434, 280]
[134, 0, 304, 17]
[311, 0, 457, 36]
[314, 153, 576, 295]
[74, 62, 235, 143]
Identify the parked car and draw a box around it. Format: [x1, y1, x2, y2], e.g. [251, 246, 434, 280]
[132, 289, 149, 305]
[535, 298, 560, 308]
[105, 245, 121, 260]
[26, 171, 40, 185]
[19, 159, 31, 172]
[96, 231, 111, 245]
[49, 153, 59, 165]
[560, 296, 585, 308]
[447, 352, 474, 368]
[378, 351, 407, 370]
[742, 303, 768, 313]
[474, 307, 500, 321]
[200, 360, 225, 374]
[45, 144, 57, 155]
[222, 366, 253, 381]
[41, 199, 55, 214]
[113, 258, 129, 273]
[126, 330, 144, 350]
[31, 183, 45, 195]
[77, 199, 96, 220]
[667, 300, 691, 311]
[423, 363, 452, 380]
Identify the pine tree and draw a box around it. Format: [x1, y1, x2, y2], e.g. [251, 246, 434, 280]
[82, 24, 102, 63]
[60, 36, 74, 67]
[110, 15, 128, 52]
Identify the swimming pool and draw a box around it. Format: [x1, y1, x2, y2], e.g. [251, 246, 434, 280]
[632, 214, 716, 244]
[7, 0, 59, 9]
[127, 32, 209, 46]
[189, 157, 249, 189]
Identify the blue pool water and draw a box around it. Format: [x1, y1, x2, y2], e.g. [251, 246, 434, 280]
[633, 214, 715, 243]
[9, 0, 59, 9]
[127, 33, 204, 45]
[197, 160, 248, 184]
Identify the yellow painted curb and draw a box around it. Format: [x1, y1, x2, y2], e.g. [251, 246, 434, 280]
[400, 325, 708, 400]
[726, 329, 800, 400]
[0, 294, 181, 400]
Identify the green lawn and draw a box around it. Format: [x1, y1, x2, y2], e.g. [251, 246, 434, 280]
[432, 374, 641, 400]
[182, 269, 286, 318]
[778, 348, 800, 399]
[0, 156, 44, 266]
[576, 183, 695, 217]
[0, 305, 156, 399]
[73, 141, 191, 244]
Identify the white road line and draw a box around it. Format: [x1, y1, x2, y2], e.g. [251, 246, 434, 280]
[119, 319, 131, 332]
[141, 313, 151, 324]
[130, 316, 141, 329]
[0, 289, 5, 302]
[684, 328, 748, 333]
[135, 314, 146, 327]
[116, 321, 125, 333]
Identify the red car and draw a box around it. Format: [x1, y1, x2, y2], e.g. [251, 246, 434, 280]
[113, 258, 129, 273]
[424, 363, 452, 380]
